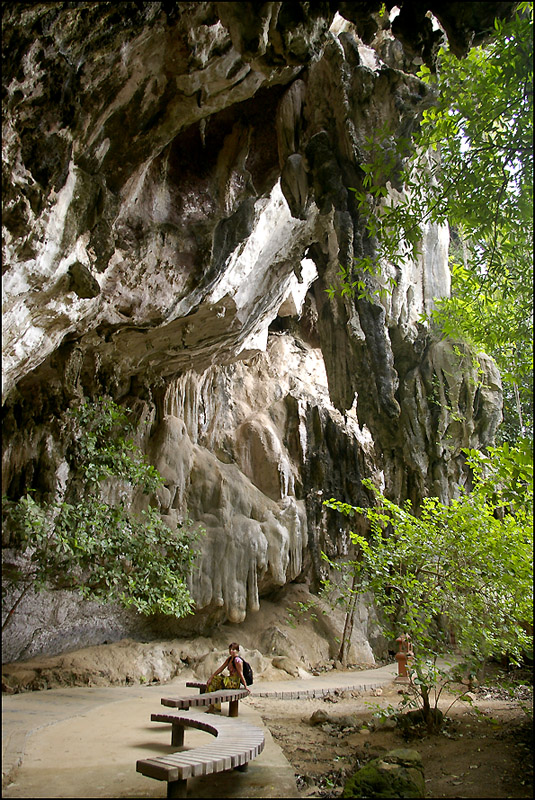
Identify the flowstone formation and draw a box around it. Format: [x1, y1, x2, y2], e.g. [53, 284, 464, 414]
[2, 2, 506, 662]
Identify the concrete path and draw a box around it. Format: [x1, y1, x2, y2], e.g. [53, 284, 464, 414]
[2, 662, 399, 798]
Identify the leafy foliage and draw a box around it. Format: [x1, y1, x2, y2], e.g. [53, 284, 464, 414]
[338, 8, 533, 438]
[433, 251, 533, 444]
[422, 8, 534, 439]
[68, 397, 165, 492]
[2, 398, 200, 629]
[463, 438, 533, 512]
[321, 11, 533, 729]
[420, 10, 532, 271]
[285, 599, 319, 629]
[322, 442, 533, 728]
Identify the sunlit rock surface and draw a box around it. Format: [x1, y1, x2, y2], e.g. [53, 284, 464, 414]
[2, 2, 506, 661]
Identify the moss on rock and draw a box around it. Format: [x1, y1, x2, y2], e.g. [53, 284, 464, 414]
[342, 748, 425, 798]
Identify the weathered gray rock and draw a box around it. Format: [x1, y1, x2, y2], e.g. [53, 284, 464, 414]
[272, 655, 300, 677]
[310, 708, 330, 726]
[309, 708, 363, 728]
[1, 638, 189, 692]
[2, 3, 509, 661]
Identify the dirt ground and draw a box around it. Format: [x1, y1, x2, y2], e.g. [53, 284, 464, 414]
[250, 668, 533, 799]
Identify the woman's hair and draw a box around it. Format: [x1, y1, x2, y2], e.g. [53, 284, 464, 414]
[228, 642, 240, 651]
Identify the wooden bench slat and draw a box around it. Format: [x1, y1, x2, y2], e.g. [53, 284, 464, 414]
[164, 751, 219, 765]
[148, 758, 194, 779]
[185, 681, 207, 691]
[149, 754, 216, 780]
[167, 749, 233, 773]
[203, 745, 258, 762]
[163, 753, 217, 777]
[151, 716, 262, 740]
[150, 713, 219, 734]
[137, 758, 179, 782]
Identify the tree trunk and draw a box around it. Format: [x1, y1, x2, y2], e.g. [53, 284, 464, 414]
[2, 583, 32, 632]
[514, 382, 525, 436]
[338, 574, 359, 666]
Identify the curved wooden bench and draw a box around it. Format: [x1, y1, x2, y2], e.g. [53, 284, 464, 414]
[161, 687, 249, 717]
[136, 709, 265, 798]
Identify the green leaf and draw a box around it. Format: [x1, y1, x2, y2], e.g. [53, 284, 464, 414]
[2, 399, 203, 625]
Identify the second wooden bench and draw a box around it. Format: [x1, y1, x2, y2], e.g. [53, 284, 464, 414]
[160, 687, 249, 717]
[137, 709, 265, 798]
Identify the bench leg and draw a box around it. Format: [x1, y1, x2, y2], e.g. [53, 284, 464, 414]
[229, 699, 239, 717]
[171, 724, 185, 747]
[168, 778, 188, 798]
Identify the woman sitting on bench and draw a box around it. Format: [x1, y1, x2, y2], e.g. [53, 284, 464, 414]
[206, 642, 250, 712]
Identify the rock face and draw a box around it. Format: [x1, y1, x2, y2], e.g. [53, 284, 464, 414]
[2, 2, 506, 662]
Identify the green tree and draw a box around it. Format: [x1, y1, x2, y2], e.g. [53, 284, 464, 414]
[349, 6, 533, 439]
[2, 398, 200, 631]
[422, 7, 533, 441]
[323, 442, 533, 730]
[322, 8, 533, 731]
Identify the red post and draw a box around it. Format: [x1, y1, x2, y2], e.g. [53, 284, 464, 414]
[394, 634, 413, 683]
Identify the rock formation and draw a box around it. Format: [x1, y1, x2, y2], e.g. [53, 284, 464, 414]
[2, 2, 508, 663]
[342, 747, 426, 798]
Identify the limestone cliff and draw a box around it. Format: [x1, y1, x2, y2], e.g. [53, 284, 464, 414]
[2, 2, 507, 662]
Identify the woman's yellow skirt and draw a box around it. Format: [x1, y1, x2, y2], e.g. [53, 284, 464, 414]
[206, 674, 241, 711]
